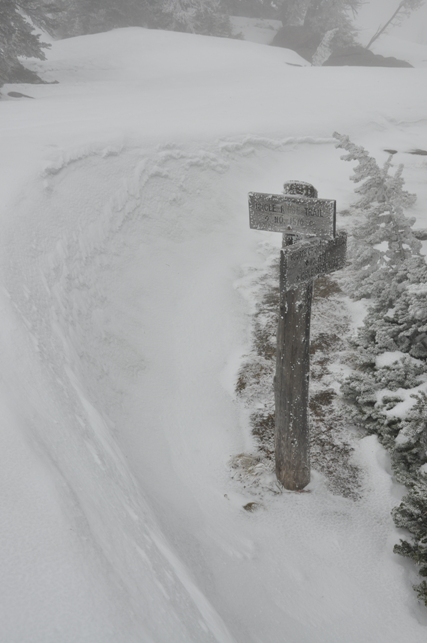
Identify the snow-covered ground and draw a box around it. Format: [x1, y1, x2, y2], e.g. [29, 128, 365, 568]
[1, 27, 427, 642]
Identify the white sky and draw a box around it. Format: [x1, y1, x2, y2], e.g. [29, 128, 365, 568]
[355, 0, 427, 45]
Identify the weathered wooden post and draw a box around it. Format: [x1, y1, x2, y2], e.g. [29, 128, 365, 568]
[248, 181, 346, 490]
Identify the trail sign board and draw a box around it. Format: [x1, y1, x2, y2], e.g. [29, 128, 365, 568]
[248, 192, 336, 239]
[248, 180, 346, 491]
[282, 232, 347, 288]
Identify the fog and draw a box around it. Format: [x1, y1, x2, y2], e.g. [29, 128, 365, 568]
[356, 0, 427, 45]
[1, 1, 427, 641]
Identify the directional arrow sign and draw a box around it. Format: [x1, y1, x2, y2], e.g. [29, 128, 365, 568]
[282, 231, 347, 288]
[248, 192, 336, 239]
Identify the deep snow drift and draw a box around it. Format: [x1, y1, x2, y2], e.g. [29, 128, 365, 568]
[1, 27, 427, 642]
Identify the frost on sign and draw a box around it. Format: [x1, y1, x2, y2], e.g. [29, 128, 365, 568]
[282, 232, 347, 288]
[248, 192, 336, 239]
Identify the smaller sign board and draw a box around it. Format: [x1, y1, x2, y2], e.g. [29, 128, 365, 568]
[282, 232, 347, 288]
[249, 192, 336, 239]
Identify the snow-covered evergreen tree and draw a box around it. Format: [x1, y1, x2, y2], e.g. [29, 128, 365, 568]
[393, 393, 427, 484]
[21, 0, 63, 35]
[336, 133, 427, 605]
[341, 354, 427, 440]
[358, 259, 427, 359]
[334, 133, 427, 363]
[334, 132, 419, 301]
[393, 471, 427, 606]
[334, 133, 416, 211]
[0, 0, 50, 85]
[334, 134, 427, 358]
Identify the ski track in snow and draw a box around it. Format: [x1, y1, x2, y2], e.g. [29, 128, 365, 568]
[2, 140, 255, 643]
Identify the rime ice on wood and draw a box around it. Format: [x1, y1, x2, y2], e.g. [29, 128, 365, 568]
[283, 232, 347, 288]
[275, 271, 312, 490]
[248, 192, 335, 238]
[248, 180, 347, 491]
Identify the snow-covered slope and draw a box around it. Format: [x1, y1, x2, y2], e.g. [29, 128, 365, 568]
[1, 28, 427, 642]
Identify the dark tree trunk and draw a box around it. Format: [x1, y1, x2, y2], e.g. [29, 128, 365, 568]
[303, 0, 325, 29]
[277, 0, 295, 25]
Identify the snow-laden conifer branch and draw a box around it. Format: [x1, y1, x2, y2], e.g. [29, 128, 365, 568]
[335, 132, 427, 606]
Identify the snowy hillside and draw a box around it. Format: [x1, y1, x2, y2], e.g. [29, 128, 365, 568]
[1, 27, 427, 642]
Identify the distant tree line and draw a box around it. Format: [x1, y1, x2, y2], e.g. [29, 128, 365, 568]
[1, 1, 426, 84]
[0, 0, 358, 84]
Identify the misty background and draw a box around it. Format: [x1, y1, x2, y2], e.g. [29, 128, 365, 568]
[2, 0, 427, 88]
[1, 1, 427, 642]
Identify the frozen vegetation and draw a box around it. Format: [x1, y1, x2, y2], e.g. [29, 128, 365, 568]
[1, 15, 427, 643]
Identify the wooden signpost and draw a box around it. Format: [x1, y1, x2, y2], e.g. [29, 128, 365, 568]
[248, 191, 336, 238]
[248, 181, 347, 490]
[282, 233, 347, 288]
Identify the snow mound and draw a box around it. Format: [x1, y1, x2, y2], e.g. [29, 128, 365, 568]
[1, 26, 427, 642]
